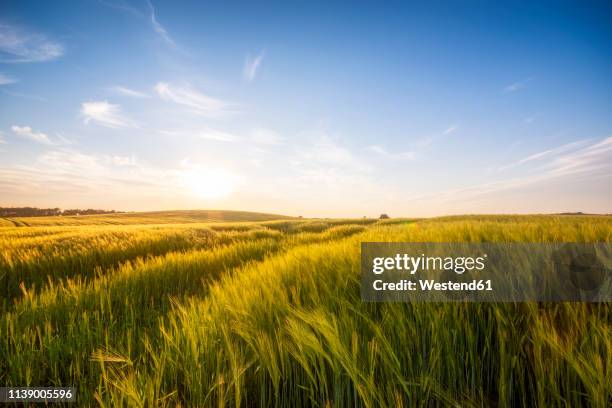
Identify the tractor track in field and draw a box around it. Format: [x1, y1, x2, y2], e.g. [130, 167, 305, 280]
[2, 218, 29, 227]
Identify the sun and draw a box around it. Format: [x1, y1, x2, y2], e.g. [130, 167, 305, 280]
[181, 169, 236, 199]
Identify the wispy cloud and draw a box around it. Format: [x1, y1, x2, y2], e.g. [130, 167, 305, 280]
[10, 125, 71, 145]
[104, 154, 138, 166]
[410, 136, 612, 206]
[442, 124, 459, 135]
[2, 89, 45, 101]
[0, 148, 234, 206]
[38, 149, 104, 172]
[0, 149, 153, 198]
[55, 133, 73, 145]
[504, 78, 532, 93]
[97, 0, 142, 17]
[160, 128, 240, 142]
[198, 128, 240, 142]
[81, 100, 135, 129]
[11, 125, 53, 145]
[291, 135, 371, 180]
[155, 82, 233, 117]
[0, 23, 64, 63]
[109, 85, 150, 98]
[417, 124, 459, 147]
[161, 127, 282, 145]
[498, 139, 592, 171]
[547, 136, 612, 178]
[99, 1, 175, 47]
[0, 72, 17, 85]
[146, 0, 174, 46]
[243, 51, 265, 82]
[261, 134, 386, 210]
[298, 136, 357, 167]
[366, 145, 415, 161]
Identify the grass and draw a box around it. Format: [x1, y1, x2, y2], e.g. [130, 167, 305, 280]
[0, 214, 610, 406]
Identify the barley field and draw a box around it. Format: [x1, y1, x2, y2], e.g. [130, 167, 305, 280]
[1, 211, 610, 407]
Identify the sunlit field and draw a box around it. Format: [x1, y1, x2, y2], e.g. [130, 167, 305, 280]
[0, 210, 294, 227]
[1, 212, 610, 406]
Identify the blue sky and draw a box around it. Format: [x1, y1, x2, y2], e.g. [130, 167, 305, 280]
[0, 0, 611, 217]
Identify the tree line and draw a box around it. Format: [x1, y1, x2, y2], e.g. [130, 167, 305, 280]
[0, 207, 120, 217]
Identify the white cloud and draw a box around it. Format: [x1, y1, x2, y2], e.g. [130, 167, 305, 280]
[198, 128, 240, 142]
[109, 86, 149, 98]
[161, 127, 283, 144]
[366, 145, 415, 161]
[442, 124, 458, 135]
[161, 128, 240, 142]
[0, 72, 17, 85]
[146, 0, 174, 46]
[0, 23, 64, 63]
[11, 125, 53, 145]
[39, 149, 104, 172]
[81, 100, 134, 129]
[104, 155, 138, 166]
[155, 82, 233, 117]
[243, 51, 264, 82]
[504, 78, 532, 93]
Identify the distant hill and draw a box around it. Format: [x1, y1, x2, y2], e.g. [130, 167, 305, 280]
[2, 210, 295, 227]
[557, 212, 611, 216]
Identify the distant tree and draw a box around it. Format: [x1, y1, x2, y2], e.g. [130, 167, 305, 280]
[0, 207, 61, 217]
[0, 207, 118, 217]
[379, 213, 390, 219]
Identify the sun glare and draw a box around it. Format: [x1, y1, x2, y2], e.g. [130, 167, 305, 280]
[182, 169, 236, 199]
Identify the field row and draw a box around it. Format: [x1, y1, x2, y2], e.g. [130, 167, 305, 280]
[0, 219, 380, 305]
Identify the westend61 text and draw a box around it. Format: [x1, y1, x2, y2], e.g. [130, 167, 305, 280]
[372, 279, 493, 291]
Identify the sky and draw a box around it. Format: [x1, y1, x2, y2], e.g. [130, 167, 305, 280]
[0, 0, 611, 217]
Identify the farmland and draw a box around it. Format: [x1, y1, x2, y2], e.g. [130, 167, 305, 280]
[0, 209, 295, 227]
[0, 211, 610, 406]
